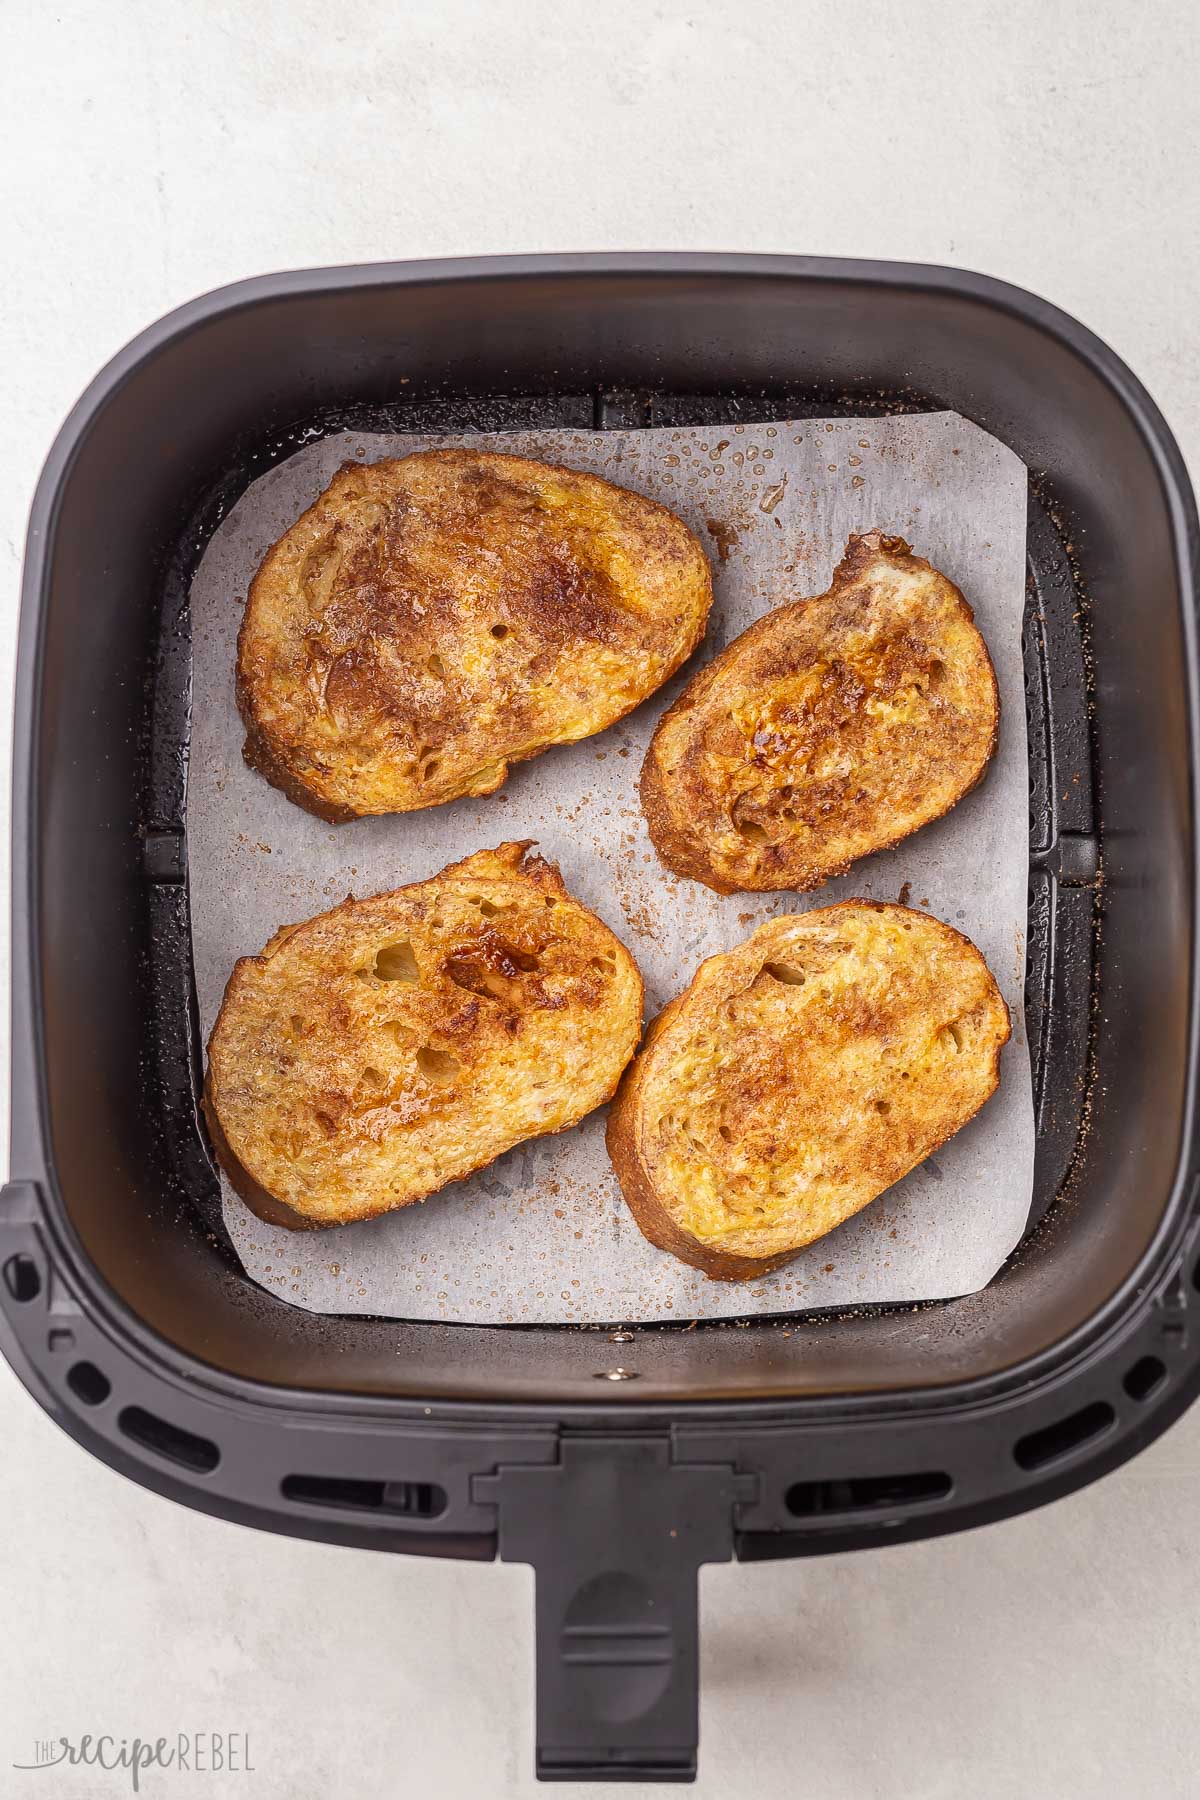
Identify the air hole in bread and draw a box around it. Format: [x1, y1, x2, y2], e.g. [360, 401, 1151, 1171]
[718, 1124, 733, 1142]
[427, 654, 446, 679]
[416, 1045, 460, 1084]
[590, 953, 616, 973]
[762, 961, 806, 986]
[445, 941, 539, 1000]
[373, 941, 419, 982]
[735, 818, 771, 845]
[352, 498, 389, 534]
[926, 657, 946, 688]
[446, 959, 510, 1003]
[491, 622, 509, 640]
[271, 1127, 307, 1162]
[940, 1021, 965, 1054]
[874, 1098, 891, 1114]
[300, 535, 340, 602]
[288, 1013, 305, 1038]
[351, 1066, 390, 1110]
[421, 758, 442, 780]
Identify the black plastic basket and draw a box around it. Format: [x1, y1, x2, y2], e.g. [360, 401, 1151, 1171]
[4, 254, 1198, 1784]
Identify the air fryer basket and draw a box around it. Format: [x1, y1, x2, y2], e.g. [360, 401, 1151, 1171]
[4, 256, 1198, 1783]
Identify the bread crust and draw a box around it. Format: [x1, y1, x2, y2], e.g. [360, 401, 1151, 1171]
[237, 449, 713, 820]
[204, 842, 644, 1229]
[606, 900, 1009, 1280]
[640, 531, 1000, 894]
[200, 1084, 325, 1230]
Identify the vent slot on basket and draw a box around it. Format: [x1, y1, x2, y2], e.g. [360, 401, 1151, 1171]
[3, 1253, 41, 1303]
[118, 1405, 220, 1473]
[281, 1474, 447, 1518]
[1123, 1355, 1167, 1402]
[786, 1470, 952, 1518]
[67, 1361, 112, 1407]
[1013, 1400, 1116, 1472]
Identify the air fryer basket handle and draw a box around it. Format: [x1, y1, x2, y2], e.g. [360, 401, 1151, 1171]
[474, 1435, 754, 1782]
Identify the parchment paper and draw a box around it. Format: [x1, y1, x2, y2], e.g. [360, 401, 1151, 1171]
[188, 412, 1033, 1323]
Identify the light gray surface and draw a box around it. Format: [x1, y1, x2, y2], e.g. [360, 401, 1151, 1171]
[2, 1, 1199, 1795]
[191, 415, 1032, 1322]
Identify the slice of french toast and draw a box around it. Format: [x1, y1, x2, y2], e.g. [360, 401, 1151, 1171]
[203, 843, 644, 1229]
[606, 901, 1009, 1280]
[640, 531, 999, 893]
[237, 448, 712, 821]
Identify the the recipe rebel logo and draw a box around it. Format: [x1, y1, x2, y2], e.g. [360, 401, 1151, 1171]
[12, 1733, 255, 1790]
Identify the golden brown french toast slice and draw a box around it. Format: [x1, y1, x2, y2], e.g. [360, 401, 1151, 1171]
[237, 449, 712, 821]
[640, 531, 999, 893]
[606, 901, 1009, 1280]
[204, 843, 644, 1229]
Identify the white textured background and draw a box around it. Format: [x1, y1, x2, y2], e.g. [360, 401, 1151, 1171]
[2, 3, 1199, 1796]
